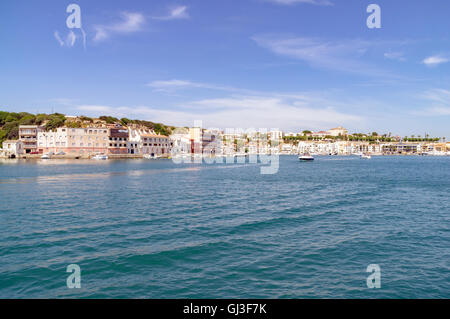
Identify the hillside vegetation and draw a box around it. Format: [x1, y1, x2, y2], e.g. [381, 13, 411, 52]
[0, 111, 174, 145]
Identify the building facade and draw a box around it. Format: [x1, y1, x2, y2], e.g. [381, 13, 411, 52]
[38, 127, 109, 155]
[2, 140, 24, 157]
[108, 127, 129, 154]
[19, 125, 43, 153]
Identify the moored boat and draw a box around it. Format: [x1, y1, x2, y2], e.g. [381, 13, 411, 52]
[299, 153, 314, 161]
[92, 154, 108, 160]
[144, 154, 160, 159]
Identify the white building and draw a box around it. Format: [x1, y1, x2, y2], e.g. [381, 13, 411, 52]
[2, 140, 24, 157]
[38, 127, 109, 155]
[37, 128, 68, 153]
[328, 126, 348, 137]
[268, 130, 283, 141]
[129, 128, 172, 156]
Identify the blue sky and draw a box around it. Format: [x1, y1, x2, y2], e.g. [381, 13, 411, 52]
[1, 0, 450, 137]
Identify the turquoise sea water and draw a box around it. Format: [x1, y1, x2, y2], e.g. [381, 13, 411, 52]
[0, 156, 449, 298]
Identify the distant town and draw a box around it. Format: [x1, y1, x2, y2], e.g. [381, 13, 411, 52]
[0, 112, 449, 159]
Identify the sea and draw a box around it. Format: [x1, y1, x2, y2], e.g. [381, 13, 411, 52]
[0, 155, 449, 298]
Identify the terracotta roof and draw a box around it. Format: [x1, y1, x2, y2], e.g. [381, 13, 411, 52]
[141, 134, 168, 138]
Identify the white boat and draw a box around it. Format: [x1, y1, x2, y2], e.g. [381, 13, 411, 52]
[92, 154, 108, 160]
[41, 154, 51, 159]
[360, 154, 372, 159]
[144, 154, 160, 159]
[299, 154, 314, 161]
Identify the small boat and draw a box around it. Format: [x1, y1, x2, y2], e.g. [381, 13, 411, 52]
[299, 153, 314, 161]
[144, 154, 159, 159]
[92, 154, 108, 160]
[41, 154, 51, 159]
[360, 154, 372, 159]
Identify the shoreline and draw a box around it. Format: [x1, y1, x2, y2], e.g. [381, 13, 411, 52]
[1, 153, 449, 160]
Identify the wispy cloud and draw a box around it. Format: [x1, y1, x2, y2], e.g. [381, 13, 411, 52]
[78, 105, 113, 113]
[416, 89, 450, 116]
[146, 79, 245, 93]
[54, 30, 77, 47]
[266, 0, 333, 6]
[74, 90, 364, 131]
[252, 35, 396, 77]
[384, 51, 406, 62]
[422, 55, 449, 67]
[153, 6, 190, 20]
[93, 12, 145, 42]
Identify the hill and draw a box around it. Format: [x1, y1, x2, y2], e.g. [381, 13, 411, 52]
[0, 111, 175, 145]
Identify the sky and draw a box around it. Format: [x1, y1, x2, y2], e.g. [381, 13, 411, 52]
[1, 0, 450, 137]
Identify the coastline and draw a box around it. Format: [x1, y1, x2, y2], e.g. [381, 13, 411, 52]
[1, 153, 449, 161]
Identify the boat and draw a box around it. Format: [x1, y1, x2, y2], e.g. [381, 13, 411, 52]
[360, 154, 372, 159]
[41, 154, 51, 159]
[299, 153, 314, 161]
[144, 154, 159, 159]
[92, 154, 108, 160]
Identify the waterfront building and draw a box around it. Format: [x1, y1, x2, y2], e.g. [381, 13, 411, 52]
[268, 130, 283, 141]
[38, 127, 109, 155]
[129, 128, 172, 156]
[328, 126, 348, 137]
[69, 127, 109, 155]
[37, 128, 68, 153]
[189, 127, 203, 155]
[2, 140, 24, 157]
[311, 131, 329, 138]
[141, 132, 171, 156]
[169, 131, 192, 156]
[382, 143, 419, 154]
[281, 143, 295, 154]
[108, 127, 129, 155]
[19, 125, 44, 153]
[202, 130, 222, 156]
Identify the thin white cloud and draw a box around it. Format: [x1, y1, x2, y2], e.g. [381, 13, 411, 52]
[416, 89, 450, 116]
[252, 35, 394, 77]
[428, 107, 450, 115]
[54, 31, 64, 46]
[266, 0, 333, 5]
[147, 80, 209, 89]
[75, 92, 364, 131]
[54, 30, 77, 47]
[93, 12, 145, 42]
[423, 55, 449, 67]
[146, 79, 243, 93]
[384, 52, 406, 62]
[78, 105, 113, 112]
[153, 6, 190, 20]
